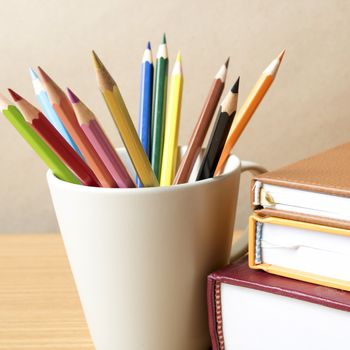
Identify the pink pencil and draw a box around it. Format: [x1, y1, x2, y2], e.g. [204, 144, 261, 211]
[67, 88, 135, 188]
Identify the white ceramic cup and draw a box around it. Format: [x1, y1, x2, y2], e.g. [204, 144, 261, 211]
[47, 146, 266, 350]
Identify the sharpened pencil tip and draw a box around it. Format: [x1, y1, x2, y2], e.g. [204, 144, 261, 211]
[162, 33, 167, 44]
[277, 49, 286, 62]
[29, 68, 38, 80]
[231, 77, 240, 94]
[8, 89, 23, 102]
[0, 93, 11, 111]
[225, 57, 230, 69]
[66, 88, 80, 104]
[37, 66, 51, 84]
[146, 41, 151, 50]
[176, 51, 181, 62]
[92, 50, 104, 70]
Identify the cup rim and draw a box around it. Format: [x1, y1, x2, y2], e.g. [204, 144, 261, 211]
[47, 151, 241, 194]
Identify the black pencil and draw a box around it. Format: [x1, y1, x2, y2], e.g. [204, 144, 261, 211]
[196, 77, 240, 181]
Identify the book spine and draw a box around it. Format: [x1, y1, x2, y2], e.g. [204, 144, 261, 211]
[252, 180, 262, 207]
[207, 277, 225, 350]
[255, 221, 263, 264]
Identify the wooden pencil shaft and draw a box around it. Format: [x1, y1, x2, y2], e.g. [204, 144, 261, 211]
[30, 69, 82, 157]
[214, 52, 284, 174]
[227, 75, 272, 143]
[160, 67, 183, 186]
[101, 86, 159, 187]
[68, 88, 135, 188]
[173, 78, 224, 184]
[138, 56, 153, 159]
[8, 89, 100, 187]
[92, 52, 159, 187]
[31, 114, 100, 187]
[37, 67, 117, 188]
[151, 56, 168, 180]
[81, 120, 136, 188]
[136, 52, 154, 187]
[2, 105, 80, 184]
[196, 109, 235, 180]
[53, 98, 116, 188]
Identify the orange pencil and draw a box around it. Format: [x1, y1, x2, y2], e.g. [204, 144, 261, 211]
[37, 67, 117, 188]
[215, 50, 285, 175]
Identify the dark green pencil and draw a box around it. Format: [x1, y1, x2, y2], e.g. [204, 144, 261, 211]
[151, 34, 169, 180]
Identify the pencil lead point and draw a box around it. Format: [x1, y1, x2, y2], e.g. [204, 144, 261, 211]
[162, 33, 167, 44]
[225, 57, 230, 68]
[277, 49, 286, 62]
[66, 88, 80, 104]
[8, 89, 23, 102]
[37, 66, 51, 84]
[146, 41, 151, 50]
[176, 51, 181, 62]
[92, 50, 104, 70]
[29, 68, 38, 80]
[231, 77, 240, 93]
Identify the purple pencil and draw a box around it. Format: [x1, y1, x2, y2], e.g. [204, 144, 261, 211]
[67, 88, 135, 188]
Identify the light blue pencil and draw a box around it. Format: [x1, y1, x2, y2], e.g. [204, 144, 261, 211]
[136, 42, 154, 187]
[29, 68, 83, 157]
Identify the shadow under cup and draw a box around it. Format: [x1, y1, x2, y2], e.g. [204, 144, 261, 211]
[47, 146, 243, 350]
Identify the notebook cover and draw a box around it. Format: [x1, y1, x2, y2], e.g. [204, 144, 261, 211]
[208, 255, 350, 350]
[248, 214, 350, 291]
[251, 142, 350, 228]
[254, 208, 350, 230]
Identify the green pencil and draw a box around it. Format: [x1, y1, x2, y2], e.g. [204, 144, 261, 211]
[151, 33, 169, 180]
[0, 94, 80, 184]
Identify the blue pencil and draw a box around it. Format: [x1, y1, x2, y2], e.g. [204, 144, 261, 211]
[29, 68, 83, 157]
[136, 42, 154, 187]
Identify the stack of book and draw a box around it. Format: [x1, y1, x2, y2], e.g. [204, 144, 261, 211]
[208, 143, 350, 350]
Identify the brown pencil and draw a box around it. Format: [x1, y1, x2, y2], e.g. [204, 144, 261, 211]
[37, 67, 118, 188]
[173, 58, 229, 184]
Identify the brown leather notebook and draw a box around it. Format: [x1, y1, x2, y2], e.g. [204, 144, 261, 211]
[208, 256, 350, 350]
[252, 142, 350, 229]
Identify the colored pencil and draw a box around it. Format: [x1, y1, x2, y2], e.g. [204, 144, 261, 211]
[160, 52, 184, 186]
[37, 67, 117, 188]
[173, 58, 229, 185]
[92, 51, 159, 187]
[215, 50, 285, 175]
[196, 77, 240, 181]
[8, 89, 100, 187]
[136, 42, 154, 187]
[67, 88, 136, 188]
[0, 93, 80, 184]
[29, 68, 83, 158]
[151, 34, 168, 180]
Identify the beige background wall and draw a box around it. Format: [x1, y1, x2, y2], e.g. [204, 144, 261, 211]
[0, 0, 349, 232]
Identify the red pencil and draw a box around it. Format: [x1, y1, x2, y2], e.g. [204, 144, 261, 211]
[8, 89, 101, 187]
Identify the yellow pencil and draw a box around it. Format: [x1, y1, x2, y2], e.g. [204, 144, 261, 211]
[160, 52, 183, 186]
[92, 51, 159, 187]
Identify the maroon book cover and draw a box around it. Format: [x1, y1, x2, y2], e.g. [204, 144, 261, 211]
[207, 256, 350, 350]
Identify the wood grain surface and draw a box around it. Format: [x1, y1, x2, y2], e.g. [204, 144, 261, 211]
[0, 234, 93, 349]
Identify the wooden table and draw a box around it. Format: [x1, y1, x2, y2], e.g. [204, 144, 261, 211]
[0, 232, 245, 349]
[0, 234, 93, 349]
